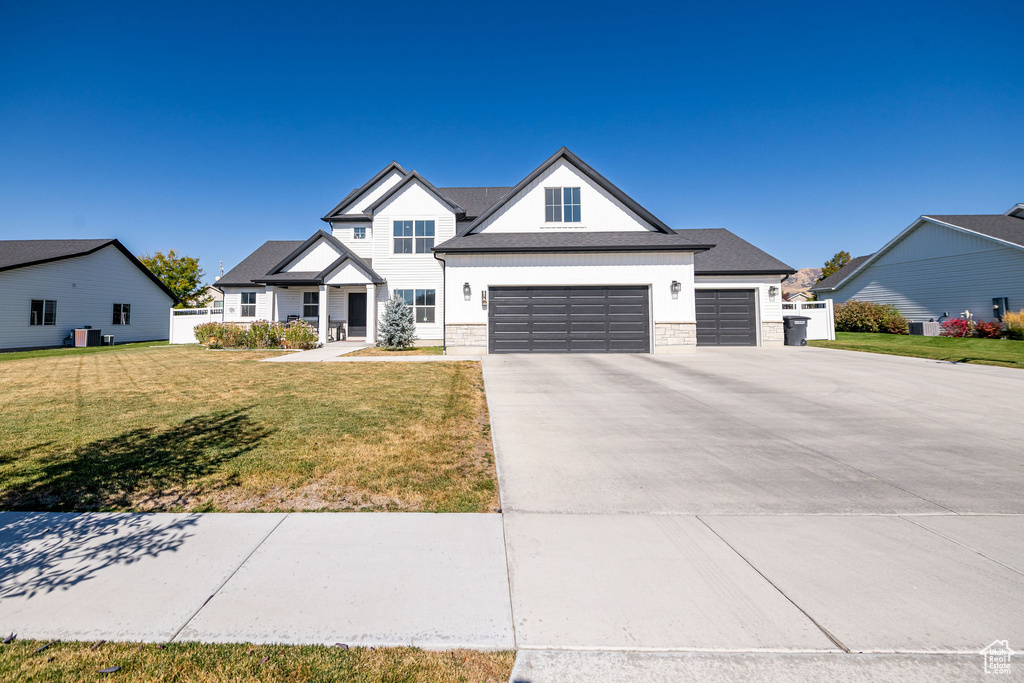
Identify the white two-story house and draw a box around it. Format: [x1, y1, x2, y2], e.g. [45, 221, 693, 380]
[217, 148, 794, 353]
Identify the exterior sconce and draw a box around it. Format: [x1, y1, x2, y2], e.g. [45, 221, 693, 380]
[769, 285, 779, 302]
[481, 290, 488, 307]
[463, 282, 471, 301]
[670, 280, 681, 299]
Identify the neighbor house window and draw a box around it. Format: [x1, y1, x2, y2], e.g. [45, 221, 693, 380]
[240, 292, 257, 317]
[393, 289, 436, 324]
[393, 221, 413, 253]
[30, 299, 56, 326]
[353, 227, 367, 239]
[212, 300, 223, 312]
[112, 303, 131, 325]
[303, 291, 319, 318]
[415, 220, 434, 253]
[545, 187, 581, 222]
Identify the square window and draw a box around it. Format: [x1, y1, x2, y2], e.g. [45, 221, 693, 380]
[30, 299, 57, 326]
[241, 292, 257, 317]
[353, 227, 367, 239]
[303, 291, 319, 318]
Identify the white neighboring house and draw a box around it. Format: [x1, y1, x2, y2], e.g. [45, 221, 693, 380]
[0, 239, 179, 350]
[811, 204, 1024, 322]
[217, 148, 794, 353]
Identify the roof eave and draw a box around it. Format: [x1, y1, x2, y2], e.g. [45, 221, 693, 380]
[363, 171, 465, 217]
[321, 161, 409, 221]
[696, 269, 796, 276]
[433, 243, 715, 255]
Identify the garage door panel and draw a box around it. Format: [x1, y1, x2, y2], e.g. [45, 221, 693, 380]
[694, 289, 757, 346]
[489, 286, 650, 354]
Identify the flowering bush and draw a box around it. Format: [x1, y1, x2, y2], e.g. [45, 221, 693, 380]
[834, 300, 908, 334]
[972, 320, 1004, 339]
[192, 320, 320, 349]
[282, 320, 319, 349]
[940, 317, 973, 337]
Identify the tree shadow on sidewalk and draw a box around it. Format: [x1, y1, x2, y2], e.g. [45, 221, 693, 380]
[0, 408, 273, 512]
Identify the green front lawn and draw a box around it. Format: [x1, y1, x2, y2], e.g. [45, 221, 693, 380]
[0, 640, 514, 683]
[345, 346, 446, 357]
[809, 332, 1024, 369]
[0, 341, 169, 363]
[0, 345, 497, 512]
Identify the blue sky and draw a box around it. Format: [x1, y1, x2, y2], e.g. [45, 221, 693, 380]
[1, 1, 1021, 281]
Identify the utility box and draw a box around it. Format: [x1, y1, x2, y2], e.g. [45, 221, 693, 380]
[909, 321, 940, 336]
[783, 316, 810, 346]
[74, 328, 102, 347]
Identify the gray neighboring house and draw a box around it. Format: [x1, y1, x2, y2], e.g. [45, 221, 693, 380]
[811, 204, 1024, 321]
[0, 239, 179, 350]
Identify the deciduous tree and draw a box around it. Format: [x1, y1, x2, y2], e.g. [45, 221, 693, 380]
[139, 250, 211, 308]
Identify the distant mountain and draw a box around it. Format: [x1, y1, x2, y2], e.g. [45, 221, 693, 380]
[784, 267, 822, 293]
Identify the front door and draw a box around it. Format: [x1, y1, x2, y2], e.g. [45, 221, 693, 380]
[348, 292, 367, 338]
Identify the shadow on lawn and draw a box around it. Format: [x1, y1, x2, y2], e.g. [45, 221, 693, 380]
[0, 408, 272, 512]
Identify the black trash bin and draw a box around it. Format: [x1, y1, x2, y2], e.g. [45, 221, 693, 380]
[783, 316, 811, 346]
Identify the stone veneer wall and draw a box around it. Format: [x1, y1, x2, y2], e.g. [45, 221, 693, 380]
[762, 321, 784, 347]
[654, 322, 697, 349]
[446, 323, 486, 347]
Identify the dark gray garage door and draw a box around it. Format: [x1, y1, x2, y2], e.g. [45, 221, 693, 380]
[488, 286, 650, 353]
[695, 289, 757, 346]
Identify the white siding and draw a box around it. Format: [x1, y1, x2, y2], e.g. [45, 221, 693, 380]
[339, 170, 404, 216]
[695, 274, 786, 324]
[220, 286, 270, 323]
[473, 159, 656, 233]
[443, 251, 696, 328]
[323, 260, 372, 286]
[825, 221, 1024, 321]
[284, 239, 342, 272]
[330, 223, 373, 259]
[370, 179, 452, 341]
[0, 245, 175, 349]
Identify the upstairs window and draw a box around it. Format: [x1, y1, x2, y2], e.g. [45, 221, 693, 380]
[240, 292, 257, 317]
[303, 291, 319, 318]
[353, 227, 367, 239]
[112, 303, 131, 325]
[393, 221, 413, 253]
[30, 299, 56, 325]
[545, 187, 581, 222]
[415, 220, 434, 253]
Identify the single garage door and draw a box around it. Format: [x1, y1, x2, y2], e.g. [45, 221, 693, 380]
[488, 286, 650, 353]
[695, 289, 757, 346]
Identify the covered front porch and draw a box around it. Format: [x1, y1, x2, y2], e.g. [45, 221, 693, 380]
[264, 283, 378, 345]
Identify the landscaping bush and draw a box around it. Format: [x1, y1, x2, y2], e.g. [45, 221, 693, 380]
[247, 320, 281, 349]
[376, 295, 418, 349]
[940, 317, 973, 337]
[834, 300, 908, 334]
[973, 320, 1004, 339]
[192, 320, 320, 349]
[1004, 310, 1024, 341]
[282, 320, 319, 349]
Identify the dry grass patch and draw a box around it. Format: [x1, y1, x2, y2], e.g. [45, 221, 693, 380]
[345, 346, 446, 357]
[0, 345, 498, 512]
[0, 640, 514, 683]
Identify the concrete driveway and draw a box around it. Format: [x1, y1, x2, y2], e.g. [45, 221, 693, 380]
[485, 348, 1024, 680]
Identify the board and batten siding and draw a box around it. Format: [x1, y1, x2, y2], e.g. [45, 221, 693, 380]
[473, 159, 656, 233]
[442, 251, 696, 327]
[0, 245, 175, 349]
[370, 179, 453, 341]
[823, 221, 1024, 321]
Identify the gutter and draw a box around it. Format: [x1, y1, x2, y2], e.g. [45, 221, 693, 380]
[433, 251, 447, 355]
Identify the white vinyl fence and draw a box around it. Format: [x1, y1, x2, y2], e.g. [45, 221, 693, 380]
[782, 299, 835, 340]
[169, 307, 224, 344]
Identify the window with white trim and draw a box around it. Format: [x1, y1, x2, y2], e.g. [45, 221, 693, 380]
[393, 289, 436, 323]
[393, 220, 434, 253]
[240, 292, 257, 317]
[303, 291, 319, 318]
[415, 220, 434, 253]
[393, 221, 413, 253]
[353, 227, 367, 239]
[544, 187, 581, 222]
[112, 303, 131, 325]
[30, 299, 56, 325]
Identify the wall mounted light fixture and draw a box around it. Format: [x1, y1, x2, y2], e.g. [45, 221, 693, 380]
[481, 290, 488, 307]
[769, 285, 779, 301]
[463, 282, 471, 301]
[670, 280, 681, 299]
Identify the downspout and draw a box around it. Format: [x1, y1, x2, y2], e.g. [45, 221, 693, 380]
[433, 251, 447, 355]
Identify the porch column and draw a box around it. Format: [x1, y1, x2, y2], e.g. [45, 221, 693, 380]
[318, 284, 329, 345]
[265, 286, 276, 322]
[366, 284, 376, 343]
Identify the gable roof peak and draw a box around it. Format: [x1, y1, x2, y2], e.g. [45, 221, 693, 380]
[363, 169, 466, 217]
[321, 161, 408, 222]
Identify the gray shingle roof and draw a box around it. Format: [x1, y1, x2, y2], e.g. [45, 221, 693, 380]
[437, 187, 512, 218]
[810, 254, 873, 291]
[924, 214, 1024, 247]
[677, 229, 796, 274]
[218, 240, 304, 287]
[0, 239, 115, 271]
[433, 230, 714, 254]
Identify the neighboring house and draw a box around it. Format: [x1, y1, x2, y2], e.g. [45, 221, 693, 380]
[218, 148, 794, 353]
[811, 204, 1024, 321]
[0, 239, 179, 350]
[783, 291, 813, 302]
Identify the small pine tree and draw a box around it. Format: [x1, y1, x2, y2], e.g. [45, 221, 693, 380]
[376, 295, 418, 349]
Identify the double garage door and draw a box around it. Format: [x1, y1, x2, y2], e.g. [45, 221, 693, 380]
[695, 289, 757, 346]
[488, 286, 649, 353]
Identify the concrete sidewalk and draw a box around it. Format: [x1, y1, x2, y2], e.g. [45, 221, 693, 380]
[261, 341, 480, 362]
